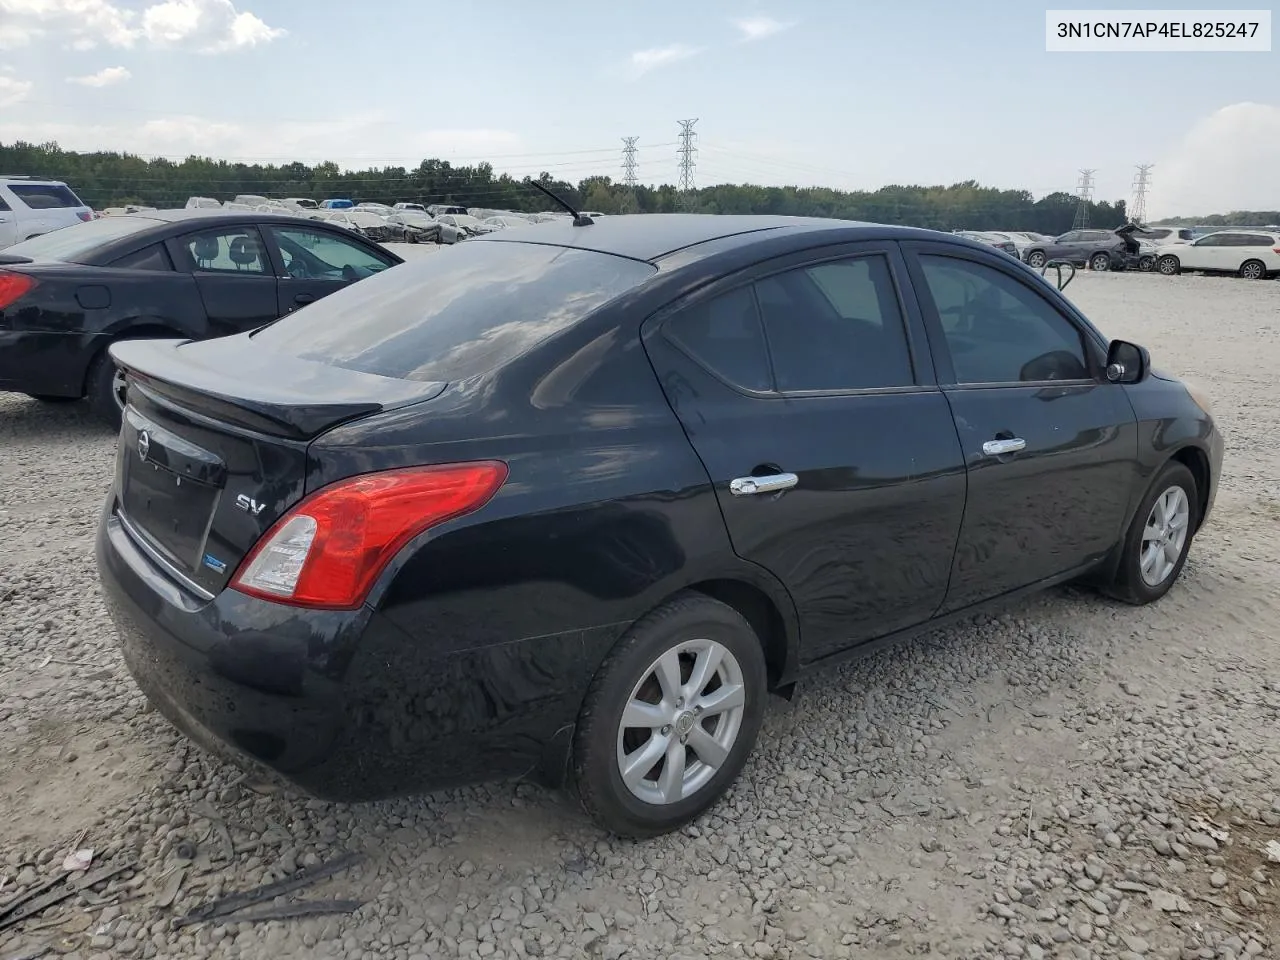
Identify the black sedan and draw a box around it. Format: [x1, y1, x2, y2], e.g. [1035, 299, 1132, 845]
[0, 210, 402, 427]
[95, 214, 1223, 838]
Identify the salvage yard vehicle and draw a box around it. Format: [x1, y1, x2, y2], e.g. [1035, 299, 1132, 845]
[1155, 230, 1280, 280]
[0, 176, 95, 248]
[95, 213, 1222, 838]
[1023, 228, 1132, 271]
[0, 210, 402, 427]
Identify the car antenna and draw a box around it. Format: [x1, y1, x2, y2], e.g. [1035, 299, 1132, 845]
[524, 178, 593, 227]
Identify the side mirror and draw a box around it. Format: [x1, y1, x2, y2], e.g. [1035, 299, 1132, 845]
[1106, 340, 1150, 384]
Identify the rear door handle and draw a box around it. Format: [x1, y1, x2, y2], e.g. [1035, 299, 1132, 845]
[729, 473, 798, 496]
[982, 437, 1027, 456]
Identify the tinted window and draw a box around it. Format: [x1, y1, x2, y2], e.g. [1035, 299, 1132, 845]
[918, 255, 1089, 385]
[755, 255, 914, 391]
[181, 227, 268, 274]
[267, 226, 394, 280]
[8, 183, 84, 209]
[111, 243, 174, 271]
[1082, 231, 1112, 242]
[252, 241, 655, 383]
[3, 216, 164, 262]
[1241, 234, 1276, 246]
[1195, 234, 1225, 247]
[1177, 229, 1195, 240]
[1057, 232, 1082, 242]
[665, 286, 771, 391]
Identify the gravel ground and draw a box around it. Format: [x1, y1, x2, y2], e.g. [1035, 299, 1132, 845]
[2, 269, 1279, 960]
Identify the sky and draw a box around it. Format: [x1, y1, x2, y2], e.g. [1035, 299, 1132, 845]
[0, 0, 1276, 218]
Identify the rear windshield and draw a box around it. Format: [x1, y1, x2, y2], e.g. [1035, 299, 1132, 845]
[252, 240, 656, 383]
[4, 215, 164, 262]
[7, 183, 85, 209]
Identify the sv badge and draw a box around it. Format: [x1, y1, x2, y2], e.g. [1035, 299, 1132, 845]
[235, 494, 267, 516]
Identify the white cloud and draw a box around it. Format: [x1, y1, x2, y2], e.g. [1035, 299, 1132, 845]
[625, 43, 701, 79]
[0, 0, 284, 53]
[732, 15, 794, 42]
[66, 65, 131, 86]
[1150, 102, 1280, 218]
[0, 74, 34, 107]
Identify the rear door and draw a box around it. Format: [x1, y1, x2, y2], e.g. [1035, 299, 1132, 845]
[260, 223, 398, 315]
[902, 242, 1138, 612]
[642, 243, 967, 663]
[168, 224, 279, 336]
[1178, 234, 1224, 271]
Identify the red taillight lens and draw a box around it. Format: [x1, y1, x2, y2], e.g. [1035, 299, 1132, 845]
[0, 271, 37, 309]
[1273, 248, 1280, 255]
[230, 462, 508, 610]
[77, 211, 92, 222]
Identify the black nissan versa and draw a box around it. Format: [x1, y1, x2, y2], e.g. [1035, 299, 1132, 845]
[96, 214, 1223, 837]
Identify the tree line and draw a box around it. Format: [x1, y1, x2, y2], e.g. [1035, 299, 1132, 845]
[2, 139, 1135, 235]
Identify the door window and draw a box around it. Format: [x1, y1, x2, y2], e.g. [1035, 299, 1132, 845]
[1240, 234, 1276, 247]
[754, 255, 915, 391]
[1056, 232, 1082, 243]
[664, 285, 772, 392]
[917, 255, 1090, 385]
[1194, 234, 1226, 247]
[180, 227, 269, 274]
[266, 226, 395, 280]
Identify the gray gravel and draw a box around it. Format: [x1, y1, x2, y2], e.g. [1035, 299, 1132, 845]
[3, 269, 1279, 960]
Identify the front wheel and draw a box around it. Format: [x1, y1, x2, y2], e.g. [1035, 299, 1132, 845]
[1103, 461, 1198, 605]
[1157, 255, 1180, 276]
[1138, 255, 1156, 272]
[572, 593, 767, 837]
[1089, 253, 1111, 272]
[1239, 259, 1267, 280]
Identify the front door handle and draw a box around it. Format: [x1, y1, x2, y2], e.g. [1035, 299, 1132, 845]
[982, 437, 1027, 457]
[729, 473, 799, 496]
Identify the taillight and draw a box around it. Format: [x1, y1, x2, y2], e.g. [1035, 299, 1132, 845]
[1273, 248, 1280, 255]
[77, 211, 92, 222]
[0, 271, 37, 309]
[230, 462, 508, 610]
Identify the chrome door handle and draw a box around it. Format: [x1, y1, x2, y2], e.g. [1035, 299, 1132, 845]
[982, 437, 1026, 456]
[730, 473, 798, 496]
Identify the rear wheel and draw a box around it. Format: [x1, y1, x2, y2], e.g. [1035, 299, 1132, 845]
[572, 593, 767, 837]
[1138, 255, 1156, 272]
[1089, 252, 1111, 272]
[1104, 461, 1198, 605]
[1157, 255, 1180, 276]
[86, 349, 128, 430]
[1026, 250, 1047, 268]
[1239, 259, 1266, 280]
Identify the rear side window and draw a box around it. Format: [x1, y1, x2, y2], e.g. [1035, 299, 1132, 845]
[1239, 234, 1275, 247]
[252, 241, 656, 383]
[111, 243, 174, 272]
[8, 183, 84, 209]
[665, 286, 772, 391]
[2, 215, 164, 262]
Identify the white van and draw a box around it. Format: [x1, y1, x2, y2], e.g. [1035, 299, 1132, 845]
[0, 176, 94, 248]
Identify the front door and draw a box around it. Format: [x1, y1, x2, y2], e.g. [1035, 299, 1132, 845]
[903, 243, 1139, 612]
[643, 244, 968, 663]
[169, 225, 279, 337]
[261, 223, 398, 316]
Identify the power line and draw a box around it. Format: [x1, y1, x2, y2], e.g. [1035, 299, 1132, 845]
[1131, 163, 1154, 224]
[1071, 168, 1096, 230]
[621, 137, 639, 188]
[677, 119, 698, 203]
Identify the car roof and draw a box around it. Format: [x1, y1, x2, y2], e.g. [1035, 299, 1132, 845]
[117, 208, 333, 228]
[478, 213, 948, 263]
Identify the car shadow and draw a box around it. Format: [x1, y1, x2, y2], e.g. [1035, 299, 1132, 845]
[0, 394, 116, 443]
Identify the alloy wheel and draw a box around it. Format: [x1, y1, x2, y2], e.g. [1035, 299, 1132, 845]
[1090, 254, 1110, 272]
[615, 638, 746, 805]
[112, 367, 128, 412]
[1027, 252, 1046, 268]
[1240, 261, 1264, 280]
[1140, 485, 1190, 587]
[1158, 256, 1179, 276]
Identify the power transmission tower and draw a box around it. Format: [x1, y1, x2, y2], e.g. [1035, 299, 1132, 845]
[1130, 163, 1154, 224]
[677, 119, 698, 206]
[1071, 168, 1096, 230]
[621, 137, 639, 188]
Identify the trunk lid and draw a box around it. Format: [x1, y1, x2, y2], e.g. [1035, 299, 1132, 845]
[109, 335, 446, 598]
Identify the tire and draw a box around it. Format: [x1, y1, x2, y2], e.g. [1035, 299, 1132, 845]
[1103, 461, 1199, 605]
[1026, 250, 1047, 269]
[1138, 255, 1155, 272]
[1089, 253, 1111, 272]
[86, 349, 127, 431]
[572, 592, 767, 838]
[1239, 259, 1266, 281]
[1157, 255, 1180, 276]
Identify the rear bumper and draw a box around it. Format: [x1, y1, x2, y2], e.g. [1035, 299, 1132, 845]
[96, 498, 599, 801]
[0, 330, 95, 397]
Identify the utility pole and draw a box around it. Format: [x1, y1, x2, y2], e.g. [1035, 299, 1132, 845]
[621, 137, 639, 188]
[1071, 168, 1096, 230]
[1130, 163, 1154, 224]
[677, 119, 698, 207]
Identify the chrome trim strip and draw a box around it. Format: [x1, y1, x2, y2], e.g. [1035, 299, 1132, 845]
[116, 510, 216, 602]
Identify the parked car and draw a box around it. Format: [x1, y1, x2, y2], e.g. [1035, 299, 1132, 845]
[1022, 229, 1131, 271]
[387, 212, 462, 245]
[1131, 226, 1194, 245]
[184, 197, 222, 210]
[438, 213, 496, 237]
[954, 231, 1018, 258]
[393, 203, 427, 214]
[484, 216, 536, 231]
[283, 198, 318, 210]
[0, 210, 402, 427]
[94, 214, 1222, 837]
[320, 199, 354, 210]
[0, 176, 94, 248]
[427, 204, 468, 217]
[1155, 231, 1280, 280]
[354, 203, 395, 216]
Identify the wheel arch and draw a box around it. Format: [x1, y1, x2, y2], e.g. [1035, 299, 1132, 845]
[684, 578, 796, 694]
[1168, 444, 1211, 532]
[79, 320, 188, 394]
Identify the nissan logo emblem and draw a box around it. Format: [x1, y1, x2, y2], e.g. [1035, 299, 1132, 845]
[137, 430, 151, 461]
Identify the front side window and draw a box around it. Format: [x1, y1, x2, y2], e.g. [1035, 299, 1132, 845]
[181, 227, 269, 274]
[266, 226, 394, 280]
[1195, 234, 1225, 247]
[917, 255, 1089, 385]
[754, 255, 915, 391]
